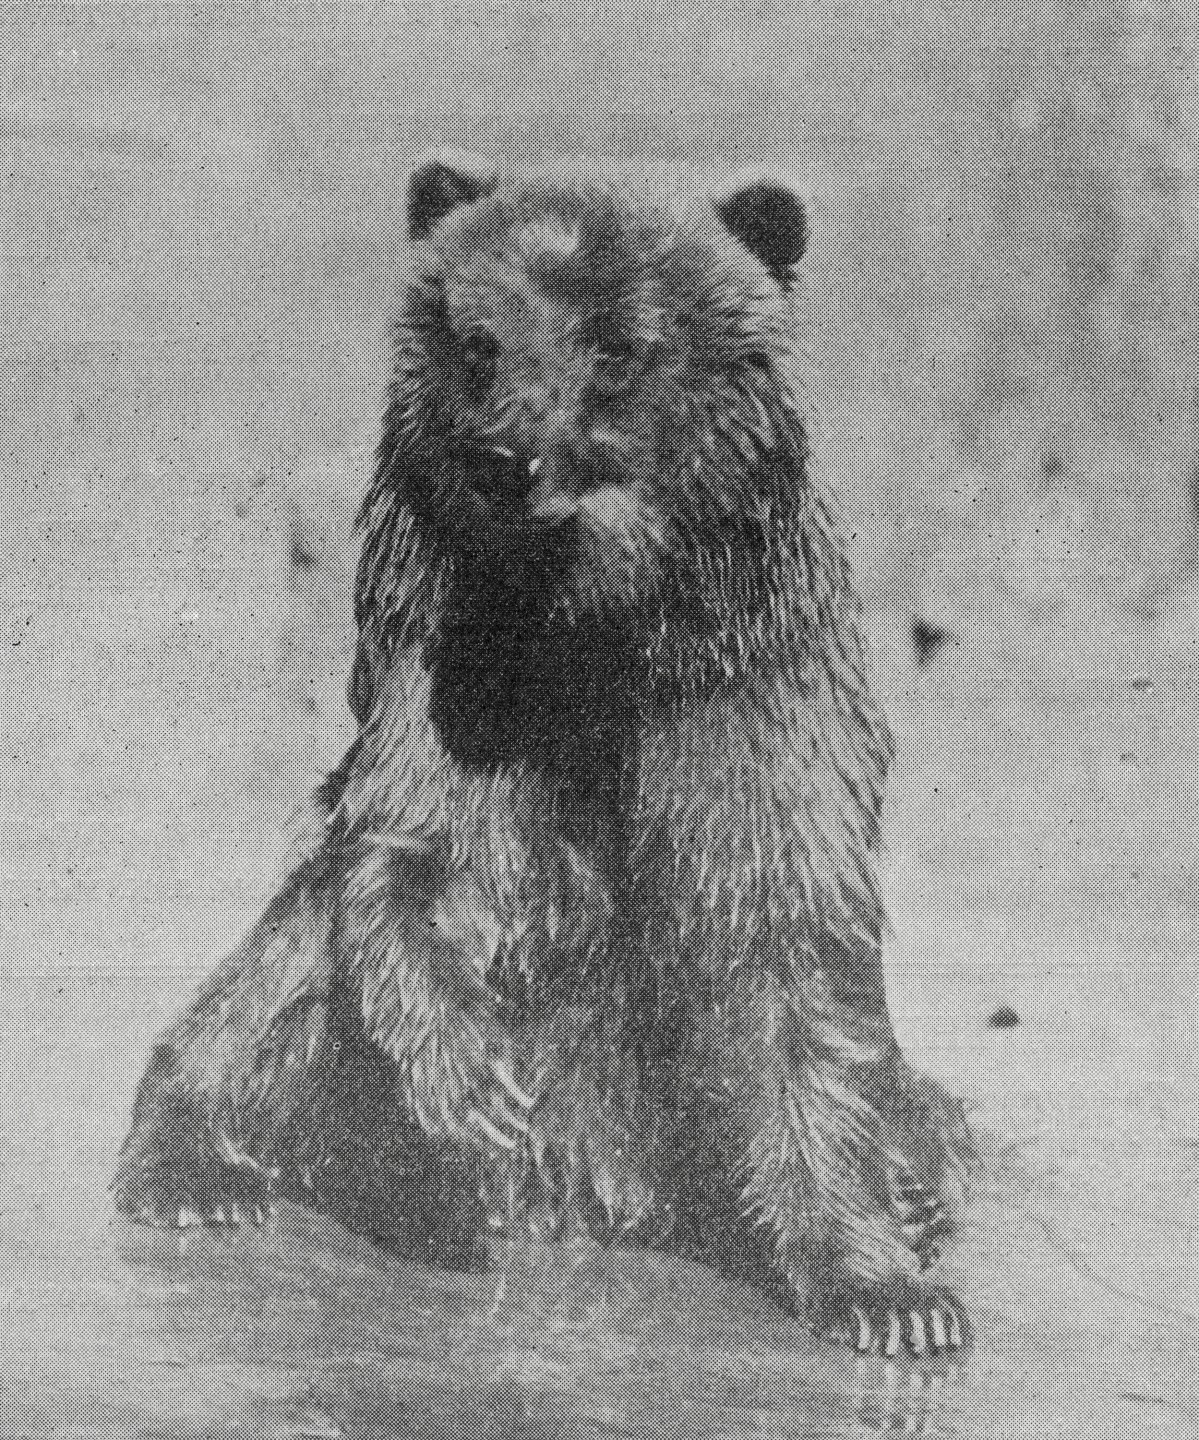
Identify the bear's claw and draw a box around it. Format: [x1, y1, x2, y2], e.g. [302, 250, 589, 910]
[819, 1288, 967, 1357]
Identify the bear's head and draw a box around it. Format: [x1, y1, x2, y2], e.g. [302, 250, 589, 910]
[376, 154, 813, 628]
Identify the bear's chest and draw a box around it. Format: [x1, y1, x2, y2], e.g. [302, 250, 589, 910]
[437, 762, 624, 1004]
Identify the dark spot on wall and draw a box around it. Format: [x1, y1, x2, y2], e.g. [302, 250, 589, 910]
[910, 618, 952, 668]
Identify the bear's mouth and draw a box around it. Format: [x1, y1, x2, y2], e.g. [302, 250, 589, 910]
[459, 445, 580, 525]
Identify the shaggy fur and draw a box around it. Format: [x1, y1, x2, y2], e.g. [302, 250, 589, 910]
[115, 157, 972, 1354]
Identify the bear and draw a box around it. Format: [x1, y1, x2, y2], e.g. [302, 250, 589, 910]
[114, 154, 973, 1356]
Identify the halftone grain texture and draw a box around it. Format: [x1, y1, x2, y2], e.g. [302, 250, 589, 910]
[12, 5, 1199, 1438]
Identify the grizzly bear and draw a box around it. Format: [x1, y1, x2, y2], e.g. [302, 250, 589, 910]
[114, 155, 973, 1355]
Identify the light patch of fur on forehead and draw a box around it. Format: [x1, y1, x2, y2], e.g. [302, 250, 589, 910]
[510, 217, 583, 267]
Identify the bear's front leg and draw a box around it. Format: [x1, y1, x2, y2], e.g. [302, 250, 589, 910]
[343, 834, 536, 1160]
[677, 968, 972, 1356]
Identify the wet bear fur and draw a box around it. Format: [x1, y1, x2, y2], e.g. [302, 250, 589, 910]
[114, 155, 973, 1352]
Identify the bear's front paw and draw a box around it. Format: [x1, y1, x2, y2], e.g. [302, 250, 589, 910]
[114, 1120, 281, 1231]
[393, 1002, 536, 1160]
[810, 1281, 968, 1358]
[454, 1017, 537, 1159]
[356, 884, 536, 1159]
[459, 1046, 538, 1158]
[524, 1122, 660, 1243]
[518, 1090, 662, 1244]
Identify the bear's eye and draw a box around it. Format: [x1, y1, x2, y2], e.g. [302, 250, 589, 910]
[575, 314, 637, 373]
[577, 317, 645, 395]
[592, 339, 641, 388]
[458, 327, 499, 389]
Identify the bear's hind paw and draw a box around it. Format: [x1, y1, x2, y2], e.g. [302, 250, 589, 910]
[128, 1198, 279, 1231]
[810, 1282, 968, 1358]
[113, 1124, 281, 1232]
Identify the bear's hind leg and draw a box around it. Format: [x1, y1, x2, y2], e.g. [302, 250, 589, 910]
[675, 971, 972, 1355]
[114, 858, 338, 1229]
[114, 854, 487, 1266]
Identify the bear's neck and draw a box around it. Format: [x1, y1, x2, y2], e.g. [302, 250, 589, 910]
[422, 570, 638, 770]
[354, 497, 828, 774]
[426, 565, 821, 779]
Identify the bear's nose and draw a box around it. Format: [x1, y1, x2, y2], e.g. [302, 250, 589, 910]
[469, 444, 546, 503]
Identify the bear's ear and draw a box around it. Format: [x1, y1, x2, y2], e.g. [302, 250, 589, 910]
[407, 152, 499, 241]
[713, 171, 809, 289]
